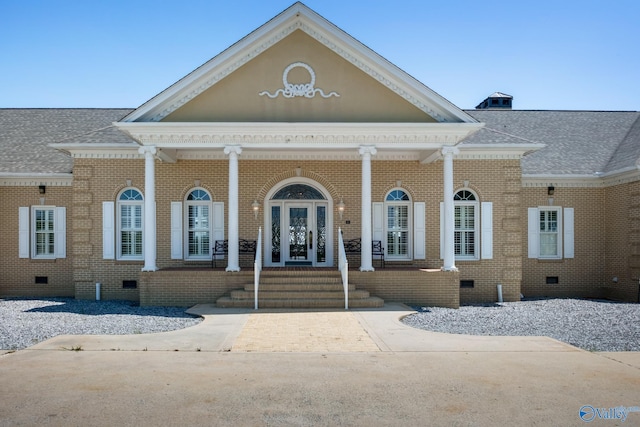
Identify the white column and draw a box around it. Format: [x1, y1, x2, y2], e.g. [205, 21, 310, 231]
[139, 146, 158, 271]
[442, 146, 459, 271]
[224, 145, 242, 272]
[359, 145, 377, 271]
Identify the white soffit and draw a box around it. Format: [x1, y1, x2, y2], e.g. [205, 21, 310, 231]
[120, 3, 476, 124]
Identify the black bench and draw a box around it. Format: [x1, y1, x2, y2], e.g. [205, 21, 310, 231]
[343, 238, 385, 268]
[212, 239, 257, 268]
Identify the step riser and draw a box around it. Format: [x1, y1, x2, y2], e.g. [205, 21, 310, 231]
[259, 277, 342, 284]
[217, 297, 384, 309]
[230, 290, 371, 300]
[245, 284, 354, 292]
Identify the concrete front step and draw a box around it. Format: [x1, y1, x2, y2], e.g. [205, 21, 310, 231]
[244, 283, 355, 292]
[230, 289, 371, 300]
[259, 275, 343, 284]
[216, 296, 384, 309]
[216, 269, 384, 309]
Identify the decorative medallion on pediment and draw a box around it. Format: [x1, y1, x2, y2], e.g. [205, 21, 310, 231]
[259, 62, 340, 99]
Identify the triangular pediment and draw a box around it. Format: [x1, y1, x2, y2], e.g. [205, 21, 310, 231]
[162, 30, 435, 123]
[121, 3, 475, 125]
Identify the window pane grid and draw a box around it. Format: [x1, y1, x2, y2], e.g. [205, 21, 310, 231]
[454, 203, 476, 257]
[119, 202, 143, 257]
[539, 209, 559, 257]
[34, 209, 55, 256]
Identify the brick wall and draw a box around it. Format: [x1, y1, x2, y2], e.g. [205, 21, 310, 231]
[605, 181, 640, 302]
[139, 270, 252, 306]
[521, 186, 608, 299]
[350, 269, 460, 308]
[72, 159, 145, 301]
[454, 160, 523, 303]
[8, 155, 637, 306]
[65, 156, 526, 306]
[0, 185, 74, 297]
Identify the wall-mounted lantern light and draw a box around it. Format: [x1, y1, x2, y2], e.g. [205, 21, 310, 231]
[39, 185, 46, 194]
[252, 200, 260, 220]
[547, 186, 555, 196]
[337, 197, 345, 220]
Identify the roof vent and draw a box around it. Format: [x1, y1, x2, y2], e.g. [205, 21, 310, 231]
[475, 92, 513, 109]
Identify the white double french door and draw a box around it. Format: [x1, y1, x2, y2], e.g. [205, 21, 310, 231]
[268, 201, 329, 267]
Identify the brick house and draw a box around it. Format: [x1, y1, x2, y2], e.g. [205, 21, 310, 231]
[2, 3, 639, 308]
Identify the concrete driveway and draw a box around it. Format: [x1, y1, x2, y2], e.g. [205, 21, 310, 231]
[1, 303, 639, 426]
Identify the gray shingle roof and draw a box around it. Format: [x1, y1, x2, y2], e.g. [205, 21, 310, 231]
[1, 108, 638, 177]
[605, 115, 640, 172]
[466, 110, 640, 175]
[0, 109, 133, 174]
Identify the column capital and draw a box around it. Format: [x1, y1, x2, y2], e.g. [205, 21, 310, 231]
[138, 146, 157, 156]
[224, 145, 242, 156]
[441, 146, 459, 157]
[358, 145, 377, 157]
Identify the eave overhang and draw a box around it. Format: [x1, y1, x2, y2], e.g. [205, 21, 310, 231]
[0, 172, 73, 187]
[523, 166, 640, 188]
[456, 143, 544, 159]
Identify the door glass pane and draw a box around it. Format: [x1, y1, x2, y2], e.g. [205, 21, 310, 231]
[316, 205, 326, 263]
[188, 205, 209, 256]
[387, 205, 408, 256]
[271, 206, 281, 263]
[289, 207, 308, 260]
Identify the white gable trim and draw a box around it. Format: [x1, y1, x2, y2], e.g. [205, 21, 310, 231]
[121, 3, 476, 124]
[115, 122, 483, 149]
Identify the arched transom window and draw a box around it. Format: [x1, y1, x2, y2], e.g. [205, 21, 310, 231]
[272, 184, 326, 200]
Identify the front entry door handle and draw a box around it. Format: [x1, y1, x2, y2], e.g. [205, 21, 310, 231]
[309, 231, 313, 250]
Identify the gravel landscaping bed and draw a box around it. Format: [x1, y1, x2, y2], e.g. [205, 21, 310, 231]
[0, 298, 202, 351]
[402, 298, 640, 352]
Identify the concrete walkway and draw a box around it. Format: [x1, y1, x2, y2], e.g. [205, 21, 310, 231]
[2, 303, 640, 426]
[25, 302, 578, 353]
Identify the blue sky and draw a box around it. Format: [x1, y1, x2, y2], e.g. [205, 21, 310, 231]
[2, 0, 639, 111]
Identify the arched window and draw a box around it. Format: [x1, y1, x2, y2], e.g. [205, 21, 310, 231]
[272, 184, 326, 200]
[117, 188, 143, 259]
[385, 189, 411, 259]
[454, 189, 479, 259]
[185, 189, 211, 259]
